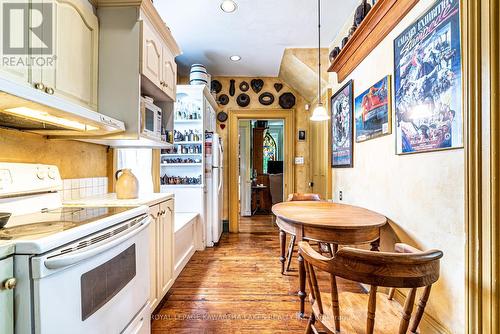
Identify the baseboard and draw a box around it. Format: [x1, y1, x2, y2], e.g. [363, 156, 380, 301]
[393, 289, 451, 334]
[223, 219, 229, 232]
[174, 244, 195, 279]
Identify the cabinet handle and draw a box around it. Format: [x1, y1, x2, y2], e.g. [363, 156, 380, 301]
[45, 87, 54, 95]
[160, 81, 165, 86]
[3, 277, 16, 290]
[161, 210, 166, 215]
[34, 82, 45, 90]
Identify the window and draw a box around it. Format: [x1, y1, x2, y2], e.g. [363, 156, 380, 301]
[263, 132, 277, 174]
[116, 149, 154, 194]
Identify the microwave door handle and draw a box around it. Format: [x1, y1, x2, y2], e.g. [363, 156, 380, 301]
[44, 216, 151, 270]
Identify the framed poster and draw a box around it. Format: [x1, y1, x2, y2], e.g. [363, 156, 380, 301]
[331, 80, 354, 167]
[393, 0, 462, 154]
[355, 75, 391, 142]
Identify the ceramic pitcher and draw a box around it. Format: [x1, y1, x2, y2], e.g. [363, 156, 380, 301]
[115, 169, 139, 199]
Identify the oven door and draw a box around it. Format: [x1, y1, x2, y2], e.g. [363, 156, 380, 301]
[30, 215, 151, 334]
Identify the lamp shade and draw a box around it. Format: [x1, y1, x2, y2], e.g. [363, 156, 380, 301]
[310, 104, 329, 121]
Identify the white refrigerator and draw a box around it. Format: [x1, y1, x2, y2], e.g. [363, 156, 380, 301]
[205, 132, 224, 246]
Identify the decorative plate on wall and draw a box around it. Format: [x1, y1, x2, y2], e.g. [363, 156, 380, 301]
[250, 79, 264, 93]
[236, 93, 251, 107]
[217, 111, 228, 122]
[258, 92, 275, 106]
[279, 92, 296, 109]
[229, 79, 236, 96]
[274, 83, 283, 92]
[239, 81, 249, 92]
[211, 80, 222, 94]
[218, 94, 229, 105]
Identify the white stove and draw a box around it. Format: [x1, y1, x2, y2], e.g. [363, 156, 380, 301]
[0, 163, 151, 334]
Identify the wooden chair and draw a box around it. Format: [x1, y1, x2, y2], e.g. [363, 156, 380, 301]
[298, 241, 443, 334]
[281, 193, 333, 273]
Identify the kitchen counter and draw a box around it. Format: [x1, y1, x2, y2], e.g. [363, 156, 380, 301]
[64, 192, 174, 208]
[0, 241, 15, 259]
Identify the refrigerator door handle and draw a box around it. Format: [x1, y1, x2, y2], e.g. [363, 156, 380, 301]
[218, 168, 223, 192]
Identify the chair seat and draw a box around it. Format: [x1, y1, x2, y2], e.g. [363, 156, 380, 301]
[312, 291, 417, 333]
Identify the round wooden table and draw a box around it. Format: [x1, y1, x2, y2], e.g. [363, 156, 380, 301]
[272, 201, 387, 317]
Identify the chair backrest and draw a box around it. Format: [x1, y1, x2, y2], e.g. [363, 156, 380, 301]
[268, 173, 283, 205]
[287, 193, 321, 201]
[298, 241, 443, 334]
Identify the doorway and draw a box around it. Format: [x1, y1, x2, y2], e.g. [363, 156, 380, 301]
[239, 119, 285, 219]
[228, 109, 294, 233]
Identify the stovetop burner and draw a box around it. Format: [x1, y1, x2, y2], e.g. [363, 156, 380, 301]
[0, 206, 132, 241]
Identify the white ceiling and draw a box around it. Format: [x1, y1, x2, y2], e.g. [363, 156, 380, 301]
[154, 0, 358, 77]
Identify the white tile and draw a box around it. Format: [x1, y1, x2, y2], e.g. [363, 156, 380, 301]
[63, 191, 71, 201]
[85, 178, 92, 188]
[71, 179, 80, 189]
[92, 178, 99, 188]
[79, 187, 87, 198]
[98, 178, 105, 186]
[63, 179, 71, 190]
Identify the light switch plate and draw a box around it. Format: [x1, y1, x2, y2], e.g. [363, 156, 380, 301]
[295, 156, 304, 165]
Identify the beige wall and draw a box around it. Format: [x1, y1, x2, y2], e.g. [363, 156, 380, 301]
[328, 1, 465, 333]
[0, 128, 108, 178]
[212, 77, 311, 220]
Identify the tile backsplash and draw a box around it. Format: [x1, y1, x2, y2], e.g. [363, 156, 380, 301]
[60, 177, 108, 201]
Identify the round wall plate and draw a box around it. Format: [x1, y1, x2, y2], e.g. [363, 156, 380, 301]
[211, 80, 222, 94]
[217, 111, 228, 122]
[258, 92, 275, 106]
[279, 92, 296, 109]
[218, 94, 229, 105]
[239, 81, 249, 92]
[236, 93, 251, 107]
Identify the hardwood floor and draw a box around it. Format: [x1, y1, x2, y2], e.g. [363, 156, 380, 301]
[151, 215, 364, 333]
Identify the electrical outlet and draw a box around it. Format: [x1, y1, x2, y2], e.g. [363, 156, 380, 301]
[339, 190, 343, 201]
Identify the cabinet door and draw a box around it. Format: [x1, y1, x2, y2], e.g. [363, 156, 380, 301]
[158, 199, 174, 298]
[141, 21, 163, 88]
[148, 204, 160, 311]
[161, 46, 176, 100]
[0, 256, 14, 334]
[41, 0, 98, 109]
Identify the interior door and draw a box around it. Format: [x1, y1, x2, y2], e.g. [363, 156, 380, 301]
[239, 121, 251, 216]
[310, 116, 329, 199]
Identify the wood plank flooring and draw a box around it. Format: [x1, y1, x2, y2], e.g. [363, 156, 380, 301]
[151, 215, 364, 333]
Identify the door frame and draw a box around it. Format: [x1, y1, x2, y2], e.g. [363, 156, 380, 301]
[463, 0, 499, 332]
[228, 109, 295, 233]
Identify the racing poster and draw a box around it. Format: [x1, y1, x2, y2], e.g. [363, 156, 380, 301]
[331, 80, 354, 167]
[394, 0, 462, 154]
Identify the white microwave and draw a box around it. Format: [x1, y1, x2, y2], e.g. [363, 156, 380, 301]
[140, 97, 162, 139]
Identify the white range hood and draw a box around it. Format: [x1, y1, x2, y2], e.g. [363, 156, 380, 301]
[0, 77, 125, 136]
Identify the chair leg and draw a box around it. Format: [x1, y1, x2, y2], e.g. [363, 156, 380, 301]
[286, 235, 296, 272]
[410, 286, 432, 333]
[279, 230, 286, 275]
[305, 313, 316, 334]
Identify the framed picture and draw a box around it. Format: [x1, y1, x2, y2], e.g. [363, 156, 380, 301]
[298, 130, 306, 141]
[355, 75, 391, 142]
[331, 80, 354, 168]
[393, 0, 462, 154]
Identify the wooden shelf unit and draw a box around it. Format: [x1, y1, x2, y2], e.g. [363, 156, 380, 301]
[327, 0, 419, 82]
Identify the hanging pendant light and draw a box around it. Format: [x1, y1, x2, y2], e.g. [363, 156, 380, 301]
[310, 0, 330, 122]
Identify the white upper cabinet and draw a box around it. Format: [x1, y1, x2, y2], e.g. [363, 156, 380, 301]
[140, 14, 178, 101]
[161, 45, 177, 99]
[141, 20, 163, 89]
[41, 0, 99, 110]
[0, 0, 99, 110]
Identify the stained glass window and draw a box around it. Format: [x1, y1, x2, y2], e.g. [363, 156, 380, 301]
[263, 132, 276, 174]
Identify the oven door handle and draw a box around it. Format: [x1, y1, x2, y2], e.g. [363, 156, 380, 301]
[44, 216, 151, 270]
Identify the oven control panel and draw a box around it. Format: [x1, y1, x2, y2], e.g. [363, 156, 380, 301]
[0, 163, 62, 196]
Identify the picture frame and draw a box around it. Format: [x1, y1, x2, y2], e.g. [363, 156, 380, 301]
[298, 130, 306, 141]
[354, 75, 392, 143]
[330, 80, 354, 168]
[393, 0, 463, 154]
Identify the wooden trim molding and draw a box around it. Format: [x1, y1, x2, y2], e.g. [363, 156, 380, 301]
[152, 149, 160, 192]
[327, 0, 418, 82]
[464, 0, 500, 333]
[228, 109, 295, 233]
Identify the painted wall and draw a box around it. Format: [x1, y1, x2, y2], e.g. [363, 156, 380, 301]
[212, 77, 311, 220]
[0, 128, 108, 178]
[327, 1, 465, 333]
